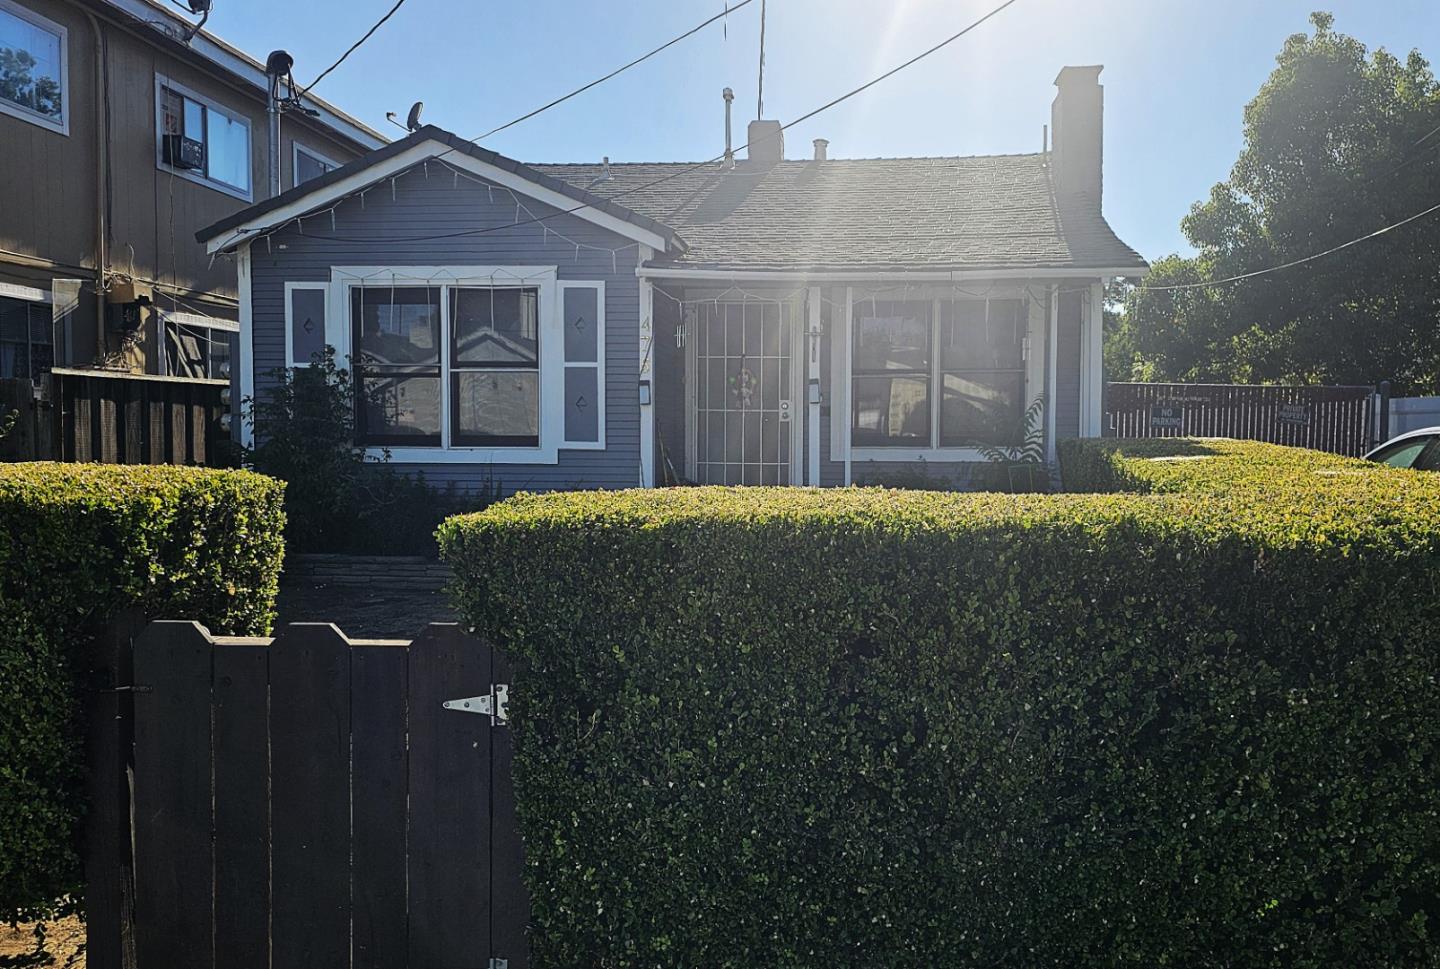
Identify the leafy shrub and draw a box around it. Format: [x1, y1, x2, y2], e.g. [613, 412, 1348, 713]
[0, 463, 285, 920]
[440, 443, 1440, 967]
[246, 349, 500, 555]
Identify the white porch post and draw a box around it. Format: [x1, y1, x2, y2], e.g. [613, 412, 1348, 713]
[638, 257, 656, 488]
[1084, 280, 1105, 437]
[1046, 284, 1059, 464]
[237, 242, 254, 448]
[806, 285, 821, 486]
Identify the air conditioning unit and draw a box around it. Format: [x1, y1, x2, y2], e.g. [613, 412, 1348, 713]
[163, 134, 205, 171]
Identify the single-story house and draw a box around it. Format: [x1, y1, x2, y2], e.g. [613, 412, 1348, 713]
[198, 65, 1147, 492]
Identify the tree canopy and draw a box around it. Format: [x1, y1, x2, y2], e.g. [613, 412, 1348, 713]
[1115, 12, 1440, 394]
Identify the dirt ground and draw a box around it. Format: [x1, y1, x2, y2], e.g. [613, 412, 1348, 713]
[0, 918, 84, 968]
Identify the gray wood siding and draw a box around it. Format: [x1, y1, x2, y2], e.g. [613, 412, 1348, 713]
[248, 165, 642, 494]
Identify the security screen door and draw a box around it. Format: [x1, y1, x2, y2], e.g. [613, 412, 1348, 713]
[686, 300, 801, 485]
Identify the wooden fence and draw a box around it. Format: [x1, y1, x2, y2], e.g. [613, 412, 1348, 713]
[0, 368, 230, 464]
[1104, 382, 1382, 456]
[84, 621, 529, 969]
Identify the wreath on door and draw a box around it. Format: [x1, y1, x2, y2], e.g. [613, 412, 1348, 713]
[729, 366, 757, 408]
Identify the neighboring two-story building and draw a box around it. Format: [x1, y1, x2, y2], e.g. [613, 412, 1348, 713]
[0, 0, 384, 395]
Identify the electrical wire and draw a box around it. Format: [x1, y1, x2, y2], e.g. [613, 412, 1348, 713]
[1138, 198, 1440, 293]
[298, 0, 410, 99]
[474, 0, 758, 142]
[260, 0, 1025, 247]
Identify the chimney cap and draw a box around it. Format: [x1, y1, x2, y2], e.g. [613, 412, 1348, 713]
[1054, 64, 1103, 87]
[812, 138, 829, 161]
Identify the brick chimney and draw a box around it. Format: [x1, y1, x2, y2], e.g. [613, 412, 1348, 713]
[1050, 65, 1103, 206]
[747, 119, 784, 165]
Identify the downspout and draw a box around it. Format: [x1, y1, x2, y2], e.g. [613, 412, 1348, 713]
[81, 6, 108, 362]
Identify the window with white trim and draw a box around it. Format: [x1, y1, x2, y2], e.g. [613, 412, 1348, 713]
[157, 76, 252, 198]
[293, 143, 339, 187]
[449, 286, 540, 447]
[0, 0, 66, 134]
[851, 296, 1027, 449]
[160, 313, 233, 380]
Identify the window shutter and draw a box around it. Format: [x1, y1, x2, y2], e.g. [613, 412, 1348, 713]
[560, 282, 604, 448]
[286, 283, 328, 368]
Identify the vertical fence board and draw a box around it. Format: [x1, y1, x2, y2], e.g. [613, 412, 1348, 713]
[132, 621, 215, 969]
[170, 400, 187, 464]
[490, 646, 530, 969]
[270, 624, 353, 969]
[352, 644, 411, 969]
[407, 624, 492, 967]
[213, 643, 271, 969]
[82, 611, 145, 969]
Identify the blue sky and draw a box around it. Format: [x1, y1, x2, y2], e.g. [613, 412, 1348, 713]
[203, 0, 1439, 262]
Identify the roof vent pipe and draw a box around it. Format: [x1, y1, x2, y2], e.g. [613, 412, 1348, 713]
[813, 138, 828, 161]
[722, 88, 735, 170]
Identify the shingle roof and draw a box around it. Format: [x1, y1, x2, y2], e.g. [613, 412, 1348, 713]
[532, 154, 1148, 274]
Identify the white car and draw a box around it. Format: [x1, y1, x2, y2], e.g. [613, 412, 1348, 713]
[1365, 427, 1440, 471]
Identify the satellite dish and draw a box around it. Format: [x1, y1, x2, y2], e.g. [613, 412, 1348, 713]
[405, 102, 424, 132]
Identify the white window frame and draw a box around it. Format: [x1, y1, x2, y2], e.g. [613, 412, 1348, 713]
[331, 265, 565, 465]
[833, 285, 1045, 464]
[157, 310, 234, 379]
[154, 73, 253, 202]
[0, 0, 68, 135]
[292, 142, 341, 189]
[284, 281, 328, 368]
[558, 279, 606, 450]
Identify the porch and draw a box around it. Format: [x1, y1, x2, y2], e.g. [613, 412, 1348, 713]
[638, 275, 1107, 489]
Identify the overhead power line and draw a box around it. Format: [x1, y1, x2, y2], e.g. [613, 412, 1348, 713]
[299, 0, 410, 99]
[475, 0, 758, 142]
[1139, 198, 1440, 293]
[302, 0, 1025, 245]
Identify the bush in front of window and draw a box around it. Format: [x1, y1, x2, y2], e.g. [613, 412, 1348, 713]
[439, 445, 1440, 967]
[0, 463, 285, 921]
[247, 348, 502, 555]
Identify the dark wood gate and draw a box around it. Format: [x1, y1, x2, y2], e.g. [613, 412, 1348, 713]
[1104, 382, 1381, 456]
[103, 621, 528, 969]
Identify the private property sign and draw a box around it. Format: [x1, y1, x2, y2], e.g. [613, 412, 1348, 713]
[1277, 402, 1312, 426]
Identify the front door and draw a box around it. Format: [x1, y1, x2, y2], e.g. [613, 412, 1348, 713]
[686, 299, 801, 485]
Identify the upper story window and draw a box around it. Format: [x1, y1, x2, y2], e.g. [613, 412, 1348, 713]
[851, 297, 1027, 450]
[0, 0, 67, 135]
[293, 143, 340, 187]
[156, 75, 252, 200]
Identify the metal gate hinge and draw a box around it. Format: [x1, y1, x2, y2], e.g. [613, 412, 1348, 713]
[442, 684, 508, 725]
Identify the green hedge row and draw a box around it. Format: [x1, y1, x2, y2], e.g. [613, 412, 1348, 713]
[0, 463, 285, 919]
[441, 442, 1440, 967]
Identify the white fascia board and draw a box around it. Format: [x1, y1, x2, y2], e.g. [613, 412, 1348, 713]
[636, 266, 1149, 282]
[105, 0, 386, 149]
[207, 140, 669, 254]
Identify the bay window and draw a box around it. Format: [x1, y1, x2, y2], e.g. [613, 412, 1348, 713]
[851, 296, 1027, 451]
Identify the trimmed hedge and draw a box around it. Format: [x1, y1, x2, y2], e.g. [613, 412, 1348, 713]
[441, 442, 1440, 967]
[0, 463, 285, 919]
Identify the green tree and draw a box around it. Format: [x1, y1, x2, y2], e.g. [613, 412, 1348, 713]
[1125, 12, 1440, 394]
